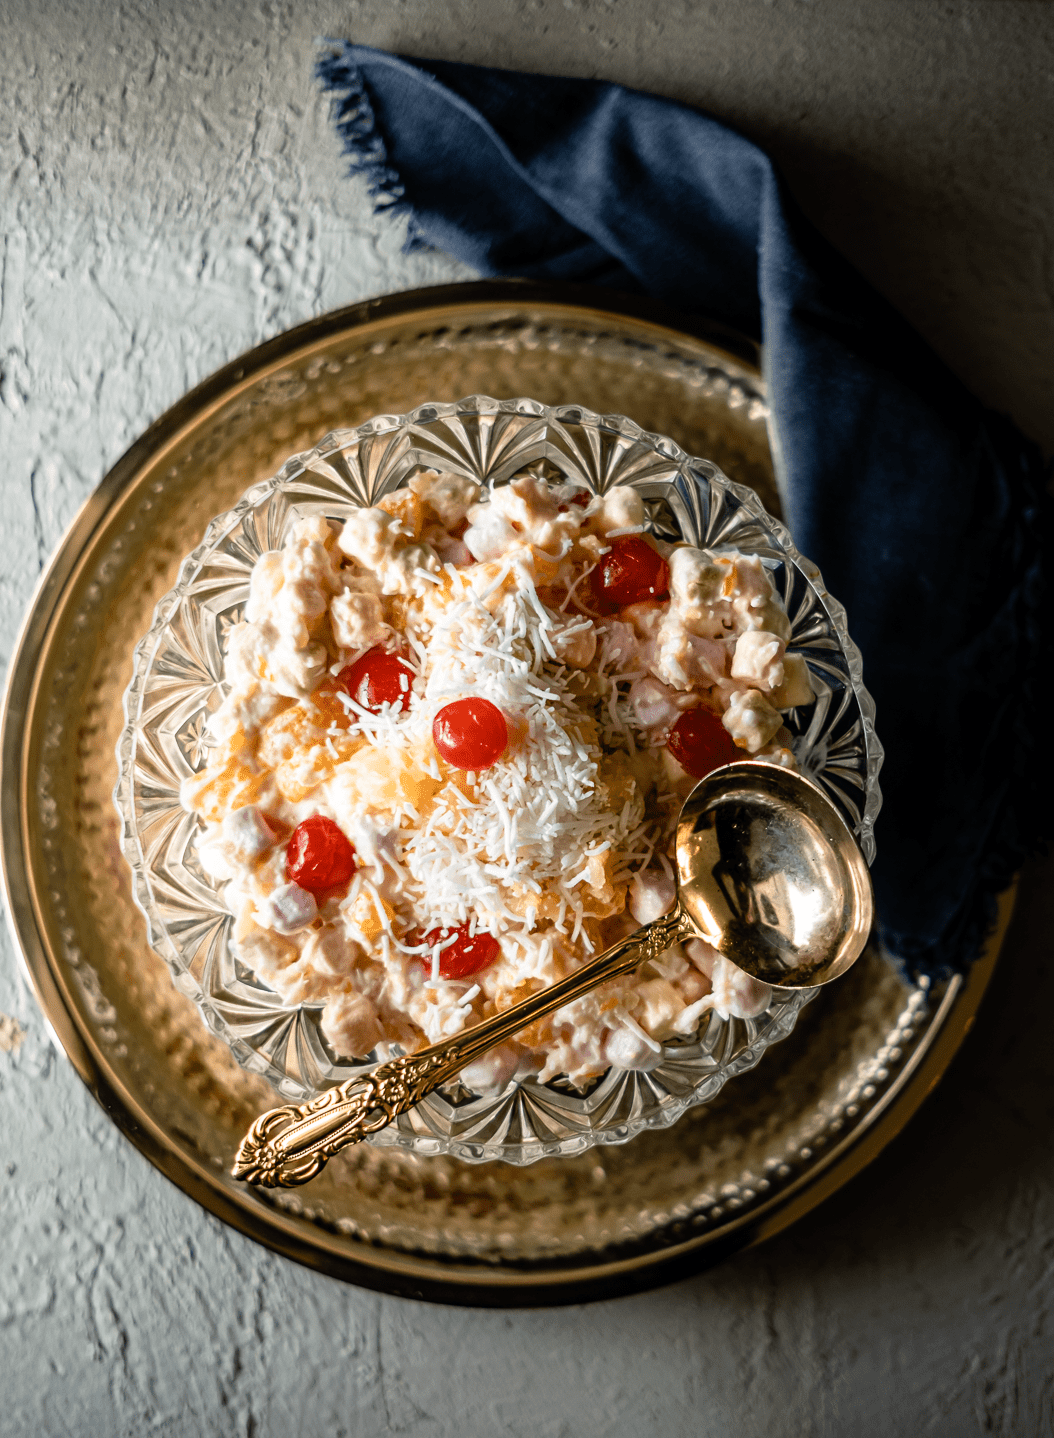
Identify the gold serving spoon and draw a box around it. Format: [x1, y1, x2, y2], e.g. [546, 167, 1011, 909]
[232, 761, 874, 1188]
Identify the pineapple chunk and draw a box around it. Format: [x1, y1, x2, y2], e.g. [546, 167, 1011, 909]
[328, 740, 443, 820]
[258, 682, 364, 800]
[377, 487, 426, 539]
[181, 732, 268, 822]
[342, 889, 395, 945]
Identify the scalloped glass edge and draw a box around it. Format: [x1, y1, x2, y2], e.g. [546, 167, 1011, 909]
[114, 395, 883, 1166]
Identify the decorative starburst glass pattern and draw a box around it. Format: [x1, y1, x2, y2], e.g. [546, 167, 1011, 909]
[115, 398, 882, 1164]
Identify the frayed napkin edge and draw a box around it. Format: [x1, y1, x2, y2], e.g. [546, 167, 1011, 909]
[316, 41, 433, 252]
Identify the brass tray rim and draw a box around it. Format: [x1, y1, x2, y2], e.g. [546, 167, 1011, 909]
[0, 279, 1005, 1306]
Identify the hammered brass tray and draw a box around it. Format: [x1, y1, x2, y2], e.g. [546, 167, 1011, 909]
[0, 281, 1007, 1305]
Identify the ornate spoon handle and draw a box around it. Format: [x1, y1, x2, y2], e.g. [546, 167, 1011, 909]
[232, 907, 692, 1187]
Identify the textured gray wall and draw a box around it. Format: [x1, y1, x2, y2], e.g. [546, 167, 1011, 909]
[2, 3, 1052, 1435]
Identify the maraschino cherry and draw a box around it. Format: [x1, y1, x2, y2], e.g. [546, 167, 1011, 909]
[667, 707, 741, 780]
[433, 697, 508, 770]
[415, 923, 500, 980]
[338, 646, 415, 714]
[286, 815, 357, 893]
[588, 535, 670, 613]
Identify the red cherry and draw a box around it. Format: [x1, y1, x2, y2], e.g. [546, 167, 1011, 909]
[667, 707, 742, 779]
[433, 698, 508, 770]
[286, 815, 356, 893]
[338, 646, 415, 714]
[588, 535, 670, 613]
[416, 923, 500, 980]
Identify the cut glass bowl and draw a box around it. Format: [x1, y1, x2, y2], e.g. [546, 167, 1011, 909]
[114, 396, 882, 1165]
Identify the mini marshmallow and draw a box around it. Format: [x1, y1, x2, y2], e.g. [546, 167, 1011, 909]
[721, 687, 783, 752]
[265, 882, 317, 935]
[629, 869, 677, 926]
[731, 629, 785, 692]
[459, 1042, 523, 1096]
[221, 805, 276, 860]
[605, 1021, 664, 1072]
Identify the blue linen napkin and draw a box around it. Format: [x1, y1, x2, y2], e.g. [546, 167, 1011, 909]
[316, 43, 1050, 980]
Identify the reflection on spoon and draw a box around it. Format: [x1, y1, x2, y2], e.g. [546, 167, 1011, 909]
[675, 763, 873, 987]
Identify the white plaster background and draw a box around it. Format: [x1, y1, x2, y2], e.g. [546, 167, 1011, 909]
[1, 3, 1052, 1434]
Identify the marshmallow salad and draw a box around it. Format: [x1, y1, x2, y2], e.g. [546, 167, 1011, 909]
[182, 464, 816, 1098]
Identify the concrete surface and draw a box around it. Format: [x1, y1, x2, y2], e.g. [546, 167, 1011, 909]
[1, 3, 1052, 1435]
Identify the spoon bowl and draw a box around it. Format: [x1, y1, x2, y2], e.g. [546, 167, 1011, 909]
[677, 762, 874, 988]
